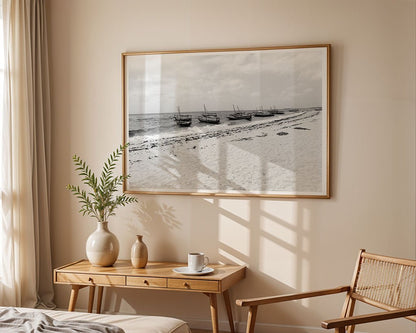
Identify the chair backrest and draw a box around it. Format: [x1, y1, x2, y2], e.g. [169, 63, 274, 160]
[349, 250, 416, 322]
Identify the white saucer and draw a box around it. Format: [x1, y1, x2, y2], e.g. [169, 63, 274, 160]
[172, 267, 214, 276]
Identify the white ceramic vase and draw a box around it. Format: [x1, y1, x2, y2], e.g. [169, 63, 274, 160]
[131, 235, 148, 268]
[86, 221, 119, 267]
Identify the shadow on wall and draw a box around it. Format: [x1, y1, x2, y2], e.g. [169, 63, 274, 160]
[126, 201, 183, 261]
[105, 195, 333, 328]
[101, 116, 337, 328]
[199, 196, 327, 327]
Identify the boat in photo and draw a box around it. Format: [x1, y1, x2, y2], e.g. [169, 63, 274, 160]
[227, 105, 252, 120]
[253, 106, 274, 117]
[198, 104, 220, 124]
[269, 106, 284, 115]
[174, 106, 192, 127]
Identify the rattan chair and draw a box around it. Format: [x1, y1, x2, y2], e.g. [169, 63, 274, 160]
[236, 249, 416, 333]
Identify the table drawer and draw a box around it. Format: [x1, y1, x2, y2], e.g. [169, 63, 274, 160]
[168, 278, 219, 292]
[56, 273, 125, 286]
[127, 276, 167, 288]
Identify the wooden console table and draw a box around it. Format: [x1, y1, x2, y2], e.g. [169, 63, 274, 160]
[54, 260, 246, 333]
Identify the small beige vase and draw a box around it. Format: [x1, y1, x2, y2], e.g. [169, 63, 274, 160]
[131, 235, 148, 268]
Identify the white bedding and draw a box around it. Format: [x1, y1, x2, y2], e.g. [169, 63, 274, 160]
[0, 307, 191, 333]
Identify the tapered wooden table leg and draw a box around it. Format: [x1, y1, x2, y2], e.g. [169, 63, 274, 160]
[88, 285, 96, 313]
[207, 293, 219, 333]
[68, 285, 80, 311]
[96, 286, 104, 314]
[223, 290, 235, 333]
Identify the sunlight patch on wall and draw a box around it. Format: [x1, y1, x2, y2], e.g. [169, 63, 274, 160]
[203, 198, 215, 204]
[300, 208, 311, 305]
[261, 200, 298, 222]
[259, 237, 296, 288]
[260, 218, 297, 247]
[219, 216, 250, 256]
[218, 248, 247, 266]
[301, 257, 311, 307]
[301, 211, 311, 254]
[219, 198, 250, 221]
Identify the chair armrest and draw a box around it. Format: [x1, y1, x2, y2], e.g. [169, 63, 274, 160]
[321, 308, 416, 329]
[236, 286, 350, 307]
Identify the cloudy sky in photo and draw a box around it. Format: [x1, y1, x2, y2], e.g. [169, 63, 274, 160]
[127, 47, 326, 114]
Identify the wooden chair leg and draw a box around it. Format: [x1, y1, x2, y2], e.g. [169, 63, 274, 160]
[88, 285, 96, 313]
[345, 298, 356, 333]
[246, 305, 258, 333]
[68, 285, 80, 311]
[223, 290, 235, 333]
[96, 286, 104, 314]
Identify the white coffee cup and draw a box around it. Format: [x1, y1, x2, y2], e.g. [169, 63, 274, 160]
[188, 252, 209, 272]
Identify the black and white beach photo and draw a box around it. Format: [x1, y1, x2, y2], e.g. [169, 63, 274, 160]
[123, 45, 330, 197]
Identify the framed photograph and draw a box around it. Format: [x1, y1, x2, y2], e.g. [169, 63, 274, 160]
[122, 44, 330, 198]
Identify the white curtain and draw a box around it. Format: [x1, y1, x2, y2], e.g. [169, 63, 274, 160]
[0, 0, 54, 308]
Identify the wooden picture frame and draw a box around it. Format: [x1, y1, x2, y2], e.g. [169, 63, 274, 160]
[122, 44, 330, 198]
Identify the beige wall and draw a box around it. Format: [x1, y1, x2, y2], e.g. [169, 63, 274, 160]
[47, 0, 416, 332]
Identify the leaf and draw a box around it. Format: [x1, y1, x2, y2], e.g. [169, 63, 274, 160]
[67, 143, 136, 222]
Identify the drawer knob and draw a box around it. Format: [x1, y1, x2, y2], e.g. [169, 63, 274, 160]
[183, 282, 190, 288]
[88, 277, 93, 283]
[143, 280, 149, 285]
